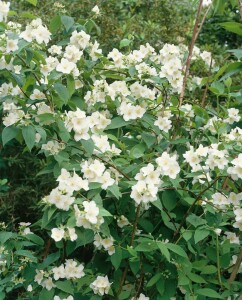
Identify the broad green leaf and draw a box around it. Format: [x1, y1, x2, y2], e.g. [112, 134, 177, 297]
[220, 22, 242, 36]
[0, 232, 13, 244]
[227, 49, 242, 60]
[130, 144, 146, 158]
[157, 241, 170, 262]
[106, 117, 132, 129]
[162, 190, 177, 211]
[26, 0, 38, 6]
[49, 15, 61, 33]
[147, 273, 162, 287]
[166, 243, 188, 258]
[81, 138, 94, 156]
[194, 229, 210, 244]
[15, 250, 37, 263]
[108, 184, 122, 199]
[220, 62, 242, 81]
[54, 83, 70, 105]
[200, 265, 217, 274]
[40, 252, 60, 269]
[67, 75, 75, 96]
[2, 126, 19, 146]
[187, 272, 206, 283]
[111, 247, 122, 270]
[22, 125, 36, 151]
[61, 16, 75, 32]
[55, 280, 74, 294]
[141, 132, 156, 148]
[196, 288, 223, 298]
[135, 240, 158, 252]
[120, 38, 131, 48]
[39, 289, 55, 300]
[25, 234, 44, 246]
[186, 214, 207, 228]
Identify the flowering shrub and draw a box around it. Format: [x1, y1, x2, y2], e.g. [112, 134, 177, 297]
[0, 1, 242, 299]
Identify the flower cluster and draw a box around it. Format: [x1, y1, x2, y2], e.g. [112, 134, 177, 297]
[94, 234, 115, 255]
[90, 275, 112, 296]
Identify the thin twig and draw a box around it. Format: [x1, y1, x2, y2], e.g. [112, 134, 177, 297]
[173, 176, 220, 238]
[201, 55, 213, 107]
[179, 0, 204, 105]
[116, 204, 141, 298]
[239, 0, 242, 19]
[228, 249, 242, 284]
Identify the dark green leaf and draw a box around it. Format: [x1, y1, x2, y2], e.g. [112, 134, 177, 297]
[166, 243, 188, 258]
[55, 280, 74, 294]
[54, 83, 70, 105]
[106, 117, 132, 129]
[157, 241, 170, 262]
[22, 125, 36, 151]
[81, 138, 94, 156]
[111, 247, 122, 270]
[196, 288, 223, 298]
[147, 273, 162, 287]
[61, 16, 75, 32]
[2, 126, 19, 146]
[162, 190, 177, 211]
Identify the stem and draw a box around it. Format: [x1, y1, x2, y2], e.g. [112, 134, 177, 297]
[116, 204, 141, 298]
[179, 0, 204, 105]
[216, 234, 222, 287]
[239, 0, 242, 19]
[173, 176, 220, 238]
[201, 55, 213, 107]
[228, 249, 242, 284]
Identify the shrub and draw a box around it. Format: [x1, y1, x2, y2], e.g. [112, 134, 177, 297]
[0, 1, 241, 299]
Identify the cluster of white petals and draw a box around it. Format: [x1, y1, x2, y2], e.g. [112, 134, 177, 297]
[94, 234, 115, 255]
[90, 275, 112, 296]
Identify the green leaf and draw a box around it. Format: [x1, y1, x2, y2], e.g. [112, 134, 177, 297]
[22, 125, 36, 151]
[130, 144, 146, 158]
[147, 273, 162, 287]
[67, 75, 75, 96]
[15, 250, 37, 263]
[157, 241, 170, 262]
[187, 272, 206, 283]
[120, 38, 131, 48]
[106, 117, 132, 129]
[57, 120, 70, 142]
[220, 22, 242, 36]
[196, 288, 223, 298]
[108, 184, 122, 199]
[0, 232, 13, 244]
[166, 243, 188, 258]
[194, 229, 210, 244]
[135, 240, 158, 252]
[111, 247, 122, 270]
[200, 265, 217, 274]
[220, 62, 242, 81]
[2, 126, 19, 146]
[49, 15, 61, 33]
[141, 132, 156, 148]
[54, 83, 70, 105]
[186, 214, 207, 228]
[227, 49, 242, 60]
[26, 0, 38, 6]
[55, 280, 74, 294]
[39, 289, 55, 300]
[25, 234, 44, 246]
[151, 199, 163, 211]
[81, 138, 94, 156]
[162, 190, 177, 211]
[40, 252, 60, 269]
[61, 16, 75, 32]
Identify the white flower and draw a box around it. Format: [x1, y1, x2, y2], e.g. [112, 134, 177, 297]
[83, 200, 99, 224]
[0, 1, 10, 22]
[42, 277, 55, 290]
[67, 227, 78, 241]
[203, 0, 212, 7]
[56, 58, 76, 74]
[6, 39, 18, 53]
[92, 5, 100, 15]
[90, 275, 112, 296]
[51, 228, 65, 242]
[27, 285, 33, 292]
[132, 293, 149, 300]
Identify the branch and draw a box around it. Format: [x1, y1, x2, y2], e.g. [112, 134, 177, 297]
[179, 0, 204, 105]
[173, 176, 220, 238]
[116, 204, 141, 298]
[228, 249, 242, 284]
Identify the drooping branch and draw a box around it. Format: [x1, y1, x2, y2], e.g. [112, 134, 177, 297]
[179, 0, 204, 105]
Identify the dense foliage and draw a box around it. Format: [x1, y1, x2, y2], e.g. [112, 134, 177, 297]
[0, 1, 241, 300]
